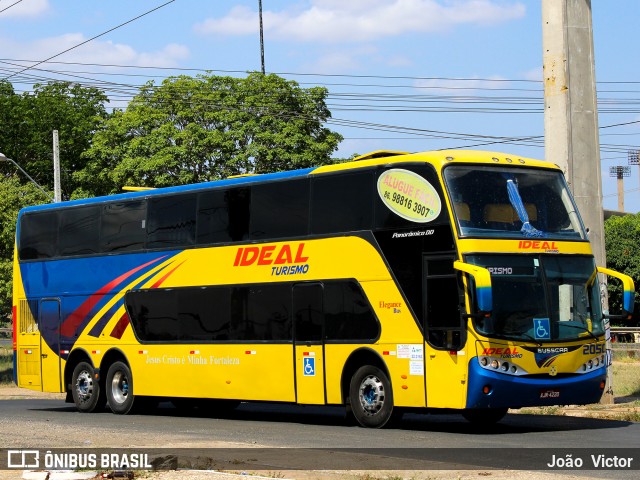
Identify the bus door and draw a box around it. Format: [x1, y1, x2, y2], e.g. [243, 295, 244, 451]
[293, 283, 326, 404]
[39, 298, 62, 392]
[423, 256, 468, 409]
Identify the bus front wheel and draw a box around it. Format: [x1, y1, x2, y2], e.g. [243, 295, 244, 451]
[348, 365, 394, 428]
[71, 361, 105, 413]
[106, 361, 134, 415]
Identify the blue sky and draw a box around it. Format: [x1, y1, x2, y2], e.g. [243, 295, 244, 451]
[1, 0, 639, 212]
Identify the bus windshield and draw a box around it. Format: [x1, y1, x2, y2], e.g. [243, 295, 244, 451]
[443, 165, 586, 240]
[467, 254, 604, 342]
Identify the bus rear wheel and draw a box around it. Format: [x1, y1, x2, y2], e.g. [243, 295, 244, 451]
[349, 365, 394, 428]
[71, 361, 105, 413]
[106, 361, 135, 415]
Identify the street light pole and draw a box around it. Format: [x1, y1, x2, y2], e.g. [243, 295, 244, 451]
[0, 152, 54, 202]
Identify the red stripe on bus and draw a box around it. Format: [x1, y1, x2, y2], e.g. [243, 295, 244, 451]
[110, 312, 130, 339]
[59, 257, 166, 337]
[150, 260, 186, 289]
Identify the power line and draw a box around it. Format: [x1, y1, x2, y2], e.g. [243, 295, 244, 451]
[0, 0, 22, 15]
[1, 1, 176, 81]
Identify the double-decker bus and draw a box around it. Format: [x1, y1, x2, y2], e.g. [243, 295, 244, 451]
[12, 150, 634, 428]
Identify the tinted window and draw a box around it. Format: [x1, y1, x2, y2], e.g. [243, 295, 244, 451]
[101, 201, 147, 252]
[424, 256, 465, 350]
[294, 283, 323, 342]
[147, 194, 196, 248]
[311, 172, 373, 233]
[324, 281, 379, 341]
[230, 285, 291, 341]
[127, 284, 291, 342]
[19, 212, 58, 260]
[197, 189, 230, 244]
[251, 180, 309, 239]
[197, 188, 250, 244]
[59, 206, 100, 256]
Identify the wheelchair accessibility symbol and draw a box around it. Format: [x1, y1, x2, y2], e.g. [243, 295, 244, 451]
[303, 357, 315, 376]
[534, 318, 551, 340]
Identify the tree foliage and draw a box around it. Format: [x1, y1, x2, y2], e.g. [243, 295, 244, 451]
[604, 213, 640, 323]
[0, 176, 49, 318]
[0, 80, 109, 199]
[76, 73, 343, 195]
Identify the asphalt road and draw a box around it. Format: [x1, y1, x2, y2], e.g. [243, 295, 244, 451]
[0, 397, 639, 477]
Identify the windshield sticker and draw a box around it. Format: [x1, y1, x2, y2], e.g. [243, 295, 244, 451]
[534, 318, 551, 340]
[377, 169, 441, 223]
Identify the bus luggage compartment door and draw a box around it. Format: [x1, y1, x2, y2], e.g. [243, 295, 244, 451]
[39, 298, 63, 392]
[293, 283, 326, 404]
[16, 299, 41, 389]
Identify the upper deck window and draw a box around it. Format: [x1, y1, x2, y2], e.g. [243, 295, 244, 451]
[443, 166, 586, 240]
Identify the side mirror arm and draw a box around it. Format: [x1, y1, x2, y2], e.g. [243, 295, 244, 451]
[454, 261, 492, 313]
[597, 266, 635, 318]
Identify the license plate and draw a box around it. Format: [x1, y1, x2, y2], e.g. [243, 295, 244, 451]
[539, 389, 560, 399]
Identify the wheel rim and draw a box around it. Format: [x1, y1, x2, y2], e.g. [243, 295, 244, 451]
[75, 370, 94, 402]
[358, 374, 385, 416]
[110, 370, 129, 404]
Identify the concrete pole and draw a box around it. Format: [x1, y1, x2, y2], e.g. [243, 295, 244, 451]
[542, 0, 612, 403]
[542, 0, 605, 267]
[53, 130, 61, 203]
[617, 175, 624, 212]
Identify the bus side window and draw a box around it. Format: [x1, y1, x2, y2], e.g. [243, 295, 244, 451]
[59, 206, 100, 256]
[20, 212, 59, 260]
[147, 194, 197, 248]
[311, 172, 373, 234]
[101, 201, 147, 252]
[324, 282, 379, 341]
[251, 180, 309, 240]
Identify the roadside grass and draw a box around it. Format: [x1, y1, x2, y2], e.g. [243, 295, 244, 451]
[612, 361, 640, 398]
[0, 351, 12, 384]
[518, 353, 640, 419]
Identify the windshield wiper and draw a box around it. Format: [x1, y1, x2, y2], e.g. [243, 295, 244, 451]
[515, 331, 542, 346]
[558, 323, 599, 341]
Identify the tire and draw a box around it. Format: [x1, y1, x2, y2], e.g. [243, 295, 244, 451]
[71, 361, 105, 413]
[348, 365, 394, 428]
[106, 361, 135, 415]
[462, 408, 508, 425]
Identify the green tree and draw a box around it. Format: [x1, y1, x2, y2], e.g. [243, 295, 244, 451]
[76, 73, 343, 195]
[0, 176, 49, 319]
[0, 80, 109, 199]
[604, 213, 640, 323]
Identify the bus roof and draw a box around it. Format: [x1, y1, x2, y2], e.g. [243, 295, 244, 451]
[19, 149, 560, 214]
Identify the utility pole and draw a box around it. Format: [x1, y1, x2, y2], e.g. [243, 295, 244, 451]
[542, 0, 612, 403]
[53, 130, 61, 202]
[258, 0, 265, 74]
[542, 0, 604, 265]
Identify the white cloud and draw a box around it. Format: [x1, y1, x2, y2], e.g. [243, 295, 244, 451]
[522, 66, 542, 81]
[1, 33, 189, 69]
[195, 0, 526, 43]
[414, 75, 510, 91]
[0, 0, 49, 18]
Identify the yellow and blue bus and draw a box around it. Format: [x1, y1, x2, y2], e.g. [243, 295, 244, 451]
[12, 149, 635, 427]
